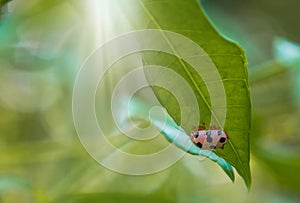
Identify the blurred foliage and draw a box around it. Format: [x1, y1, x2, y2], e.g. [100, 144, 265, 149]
[0, 0, 11, 10]
[249, 38, 300, 195]
[201, 0, 300, 66]
[0, 0, 299, 203]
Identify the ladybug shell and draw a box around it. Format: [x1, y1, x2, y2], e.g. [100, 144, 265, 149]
[190, 130, 228, 150]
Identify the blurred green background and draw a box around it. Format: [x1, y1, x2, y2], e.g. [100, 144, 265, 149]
[0, 0, 300, 202]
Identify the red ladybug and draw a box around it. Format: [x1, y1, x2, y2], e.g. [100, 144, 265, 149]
[190, 123, 228, 150]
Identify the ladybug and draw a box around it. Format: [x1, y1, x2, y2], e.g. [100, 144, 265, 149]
[190, 123, 228, 150]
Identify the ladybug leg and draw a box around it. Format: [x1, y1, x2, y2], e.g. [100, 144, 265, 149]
[209, 125, 219, 130]
[197, 121, 206, 130]
[224, 131, 229, 139]
[189, 132, 195, 142]
[191, 126, 198, 132]
[197, 126, 205, 131]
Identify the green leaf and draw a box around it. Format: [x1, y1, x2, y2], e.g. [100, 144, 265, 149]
[121, 0, 251, 188]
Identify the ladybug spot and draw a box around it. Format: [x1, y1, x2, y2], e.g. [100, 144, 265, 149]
[206, 131, 211, 136]
[196, 142, 203, 148]
[219, 137, 226, 143]
[209, 145, 216, 149]
[194, 132, 199, 138]
[206, 136, 213, 143]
